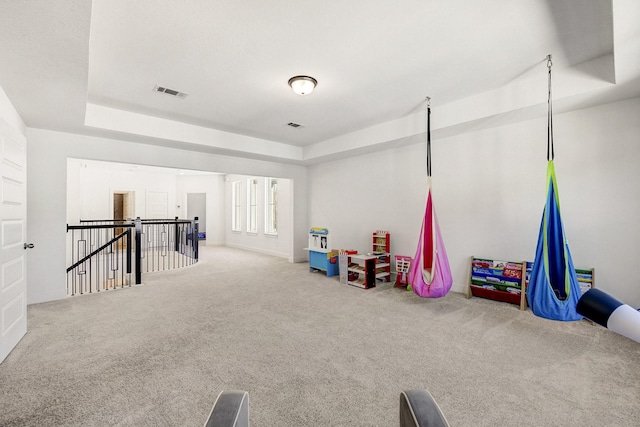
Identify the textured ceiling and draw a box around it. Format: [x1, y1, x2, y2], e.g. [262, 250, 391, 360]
[0, 0, 636, 164]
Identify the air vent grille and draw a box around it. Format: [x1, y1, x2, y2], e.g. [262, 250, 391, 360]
[153, 85, 188, 99]
[287, 122, 304, 128]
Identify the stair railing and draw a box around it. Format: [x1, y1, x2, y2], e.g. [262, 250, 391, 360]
[66, 223, 134, 296]
[67, 217, 199, 296]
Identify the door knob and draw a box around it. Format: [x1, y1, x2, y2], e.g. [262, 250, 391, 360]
[24, 243, 34, 249]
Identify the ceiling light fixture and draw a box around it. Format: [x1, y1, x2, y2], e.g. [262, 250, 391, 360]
[288, 75, 317, 96]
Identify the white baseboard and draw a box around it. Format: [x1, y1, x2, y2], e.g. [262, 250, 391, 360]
[224, 243, 288, 259]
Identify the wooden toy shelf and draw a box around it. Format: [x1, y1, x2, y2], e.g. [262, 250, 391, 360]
[338, 231, 391, 289]
[371, 231, 391, 283]
[346, 254, 377, 289]
[374, 254, 391, 282]
[372, 231, 390, 253]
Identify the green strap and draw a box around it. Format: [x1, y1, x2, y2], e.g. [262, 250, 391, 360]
[542, 160, 571, 299]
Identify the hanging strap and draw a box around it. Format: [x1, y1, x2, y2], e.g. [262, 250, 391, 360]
[547, 55, 554, 161]
[426, 97, 432, 177]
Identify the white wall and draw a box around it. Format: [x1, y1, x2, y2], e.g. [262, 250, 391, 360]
[224, 175, 292, 259]
[27, 129, 308, 304]
[0, 87, 25, 135]
[308, 97, 640, 308]
[26, 97, 640, 308]
[66, 161, 225, 245]
[176, 174, 225, 245]
[66, 159, 178, 223]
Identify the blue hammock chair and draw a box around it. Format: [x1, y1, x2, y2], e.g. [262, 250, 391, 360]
[526, 56, 582, 321]
[527, 161, 582, 321]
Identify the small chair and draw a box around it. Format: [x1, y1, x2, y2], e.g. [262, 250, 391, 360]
[399, 390, 450, 427]
[204, 389, 449, 427]
[204, 390, 249, 427]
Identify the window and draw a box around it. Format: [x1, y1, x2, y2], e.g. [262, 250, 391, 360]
[231, 181, 241, 231]
[247, 178, 257, 233]
[265, 178, 278, 235]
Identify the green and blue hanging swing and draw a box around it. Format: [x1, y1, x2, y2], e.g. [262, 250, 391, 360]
[526, 55, 582, 321]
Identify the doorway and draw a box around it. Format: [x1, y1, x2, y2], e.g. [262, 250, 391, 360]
[187, 193, 206, 240]
[113, 191, 135, 248]
[113, 191, 135, 222]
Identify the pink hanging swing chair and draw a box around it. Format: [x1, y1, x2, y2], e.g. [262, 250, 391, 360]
[408, 98, 453, 298]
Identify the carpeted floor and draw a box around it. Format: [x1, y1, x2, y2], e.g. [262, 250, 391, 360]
[1, 246, 639, 426]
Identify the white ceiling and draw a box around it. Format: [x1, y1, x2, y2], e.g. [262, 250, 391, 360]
[0, 0, 638, 164]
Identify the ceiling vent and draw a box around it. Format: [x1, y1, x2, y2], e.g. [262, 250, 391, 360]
[153, 85, 188, 99]
[287, 122, 304, 128]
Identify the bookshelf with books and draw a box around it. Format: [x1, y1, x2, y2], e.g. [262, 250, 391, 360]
[467, 256, 595, 312]
[467, 257, 527, 309]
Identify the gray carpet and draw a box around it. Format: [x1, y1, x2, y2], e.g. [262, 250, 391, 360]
[1, 246, 639, 426]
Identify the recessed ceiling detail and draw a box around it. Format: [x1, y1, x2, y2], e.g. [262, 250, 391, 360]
[1, 0, 624, 163]
[153, 85, 188, 99]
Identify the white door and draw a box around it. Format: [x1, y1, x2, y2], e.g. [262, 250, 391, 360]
[0, 117, 27, 363]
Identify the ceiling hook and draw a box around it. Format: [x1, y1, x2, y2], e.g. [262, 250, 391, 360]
[426, 96, 431, 107]
[546, 54, 552, 70]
